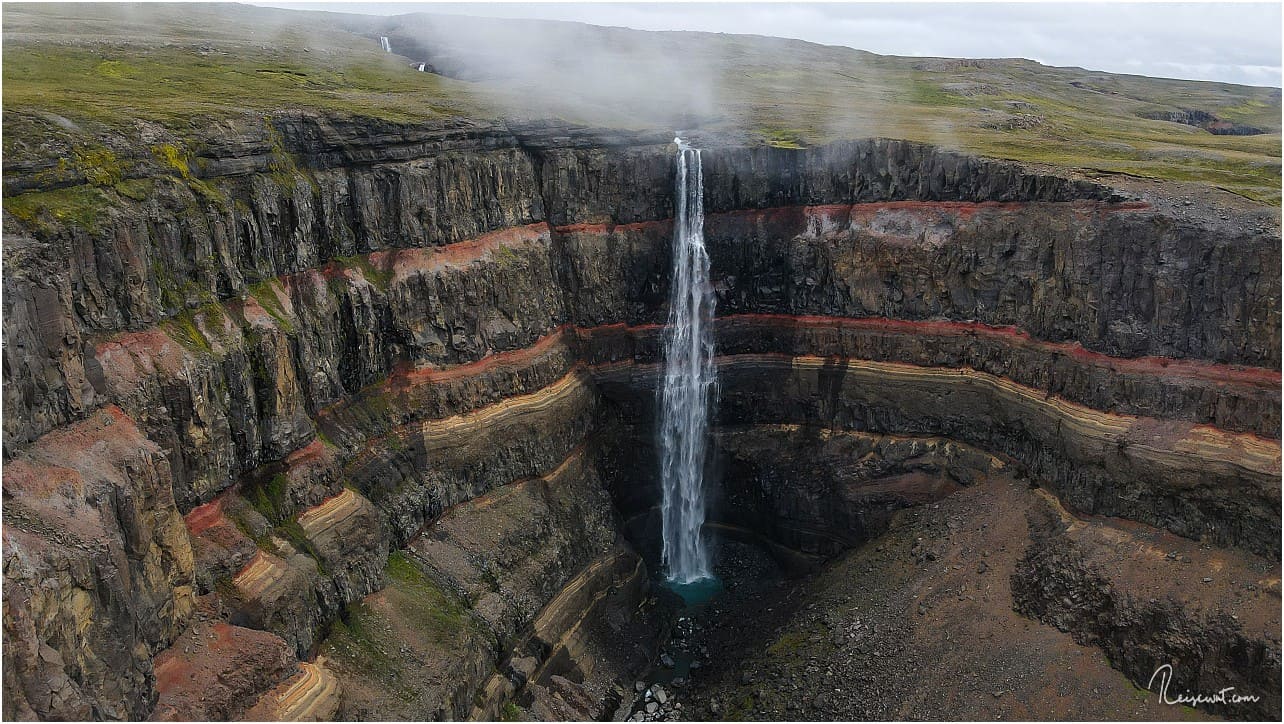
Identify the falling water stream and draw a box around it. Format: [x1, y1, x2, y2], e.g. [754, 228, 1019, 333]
[658, 138, 718, 592]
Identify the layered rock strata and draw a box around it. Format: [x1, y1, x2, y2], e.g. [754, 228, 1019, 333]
[3, 120, 1279, 720]
[592, 352, 1279, 557]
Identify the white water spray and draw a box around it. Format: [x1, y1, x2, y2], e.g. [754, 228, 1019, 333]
[658, 138, 716, 584]
[379, 36, 392, 53]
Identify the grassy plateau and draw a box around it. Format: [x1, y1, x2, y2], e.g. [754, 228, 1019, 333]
[2, 2, 1280, 204]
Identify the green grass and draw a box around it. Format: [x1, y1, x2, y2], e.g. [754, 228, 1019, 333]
[152, 143, 192, 178]
[761, 128, 809, 149]
[2, 2, 1279, 204]
[246, 281, 297, 333]
[323, 603, 404, 692]
[384, 551, 476, 644]
[160, 309, 215, 354]
[765, 629, 811, 657]
[486, 244, 525, 270]
[245, 473, 291, 525]
[113, 178, 154, 201]
[338, 254, 394, 290]
[1, 44, 486, 135]
[236, 473, 332, 570]
[320, 551, 483, 702]
[276, 518, 328, 573]
[72, 145, 124, 185]
[3, 185, 114, 232]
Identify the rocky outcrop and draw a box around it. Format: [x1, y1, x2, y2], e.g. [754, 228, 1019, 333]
[2, 407, 194, 721]
[673, 456, 1276, 721]
[1139, 108, 1265, 136]
[230, 550, 328, 658]
[1012, 500, 1280, 720]
[318, 550, 497, 721]
[471, 551, 651, 721]
[150, 609, 296, 721]
[296, 490, 386, 605]
[713, 426, 1005, 556]
[701, 201, 1280, 367]
[409, 444, 619, 649]
[243, 659, 343, 722]
[3, 114, 1278, 721]
[18, 120, 1270, 455]
[582, 314, 1281, 437]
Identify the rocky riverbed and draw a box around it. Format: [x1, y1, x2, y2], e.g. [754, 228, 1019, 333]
[620, 537, 793, 722]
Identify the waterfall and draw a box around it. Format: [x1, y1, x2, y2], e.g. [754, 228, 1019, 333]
[379, 36, 392, 53]
[658, 138, 716, 584]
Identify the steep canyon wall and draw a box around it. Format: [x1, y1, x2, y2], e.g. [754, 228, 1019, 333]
[3, 116, 1279, 719]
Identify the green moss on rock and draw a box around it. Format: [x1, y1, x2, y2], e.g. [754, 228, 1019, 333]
[72, 145, 124, 186]
[3, 185, 114, 232]
[320, 551, 486, 705]
[245, 473, 291, 525]
[152, 143, 192, 179]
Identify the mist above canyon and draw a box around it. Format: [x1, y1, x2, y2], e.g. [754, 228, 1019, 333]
[1, 3, 1281, 722]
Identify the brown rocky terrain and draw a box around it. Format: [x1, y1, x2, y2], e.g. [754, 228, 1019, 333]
[2, 8, 1281, 721]
[673, 472, 1277, 721]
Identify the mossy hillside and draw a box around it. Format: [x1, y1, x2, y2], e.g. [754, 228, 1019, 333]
[2, 139, 151, 232]
[464, 23, 1278, 202]
[3, 148, 227, 247]
[3, 184, 116, 233]
[1, 42, 488, 136]
[149, 142, 228, 202]
[383, 551, 477, 643]
[724, 61, 1281, 203]
[5, 165, 389, 330]
[245, 473, 293, 526]
[3, 1, 1279, 210]
[321, 551, 489, 703]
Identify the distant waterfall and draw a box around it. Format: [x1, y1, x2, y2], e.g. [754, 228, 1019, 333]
[658, 138, 716, 584]
[379, 36, 392, 53]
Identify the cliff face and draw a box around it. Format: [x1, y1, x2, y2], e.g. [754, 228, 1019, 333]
[2, 115, 1279, 720]
[2, 407, 193, 720]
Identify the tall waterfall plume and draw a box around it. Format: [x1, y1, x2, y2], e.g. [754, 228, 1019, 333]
[379, 36, 392, 53]
[658, 138, 716, 584]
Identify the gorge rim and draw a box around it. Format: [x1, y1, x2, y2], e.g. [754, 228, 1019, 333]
[1, 3, 1281, 723]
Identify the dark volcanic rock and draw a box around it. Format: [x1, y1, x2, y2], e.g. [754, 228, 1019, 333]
[2, 114, 1278, 720]
[1012, 506, 1280, 720]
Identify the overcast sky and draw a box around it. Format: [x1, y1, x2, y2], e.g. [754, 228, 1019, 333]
[253, 1, 1283, 87]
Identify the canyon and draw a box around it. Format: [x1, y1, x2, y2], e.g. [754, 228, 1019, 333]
[2, 5, 1282, 722]
[3, 117, 1280, 720]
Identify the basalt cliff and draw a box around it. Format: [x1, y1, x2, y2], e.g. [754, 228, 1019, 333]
[2, 7, 1283, 720]
[3, 113, 1280, 720]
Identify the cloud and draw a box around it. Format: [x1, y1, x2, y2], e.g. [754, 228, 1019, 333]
[254, 1, 1282, 87]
